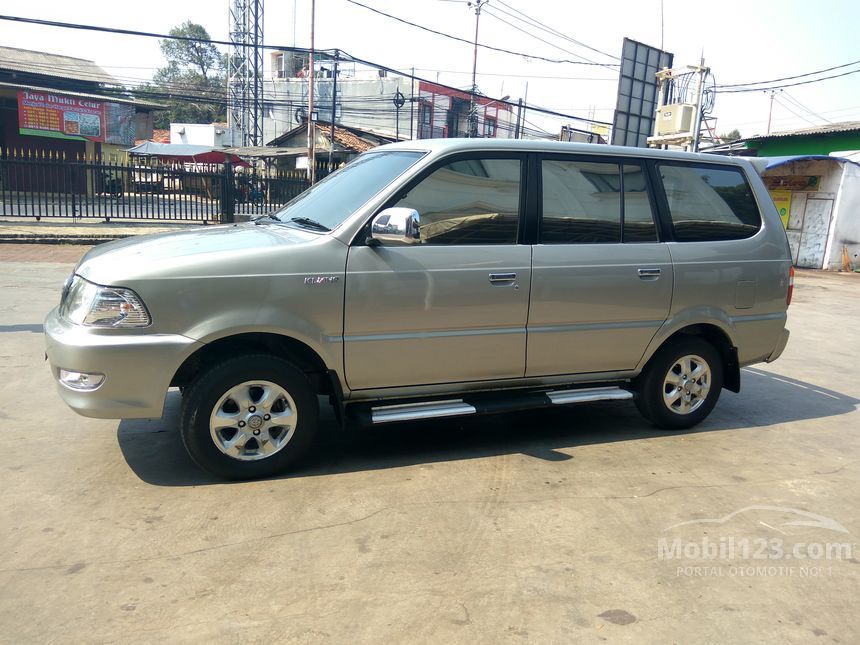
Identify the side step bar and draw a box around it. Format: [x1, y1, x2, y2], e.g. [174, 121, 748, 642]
[547, 386, 633, 405]
[371, 400, 477, 424]
[368, 386, 632, 425]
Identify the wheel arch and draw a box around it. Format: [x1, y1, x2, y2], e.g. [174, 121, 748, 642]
[641, 323, 740, 393]
[170, 331, 341, 396]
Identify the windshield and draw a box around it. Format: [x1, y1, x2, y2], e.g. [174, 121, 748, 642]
[270, 150, 425, 231]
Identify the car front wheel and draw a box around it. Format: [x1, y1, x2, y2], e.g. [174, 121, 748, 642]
[180, 354, 319, 479]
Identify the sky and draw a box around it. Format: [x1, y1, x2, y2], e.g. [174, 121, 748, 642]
[2, 0, 859, 140]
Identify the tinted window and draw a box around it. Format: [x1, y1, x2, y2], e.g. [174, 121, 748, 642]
[394, 158, 521, 245]
[659, 164, 761, 242]
[622, 164, 658, 242]
[541, 160, 621, 243]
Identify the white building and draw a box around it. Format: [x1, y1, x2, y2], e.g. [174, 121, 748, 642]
[264, 51, 516, 145]
[170, 123, 240, 147]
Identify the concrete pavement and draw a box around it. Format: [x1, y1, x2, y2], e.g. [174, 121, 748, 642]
[0, 253, 858, 643]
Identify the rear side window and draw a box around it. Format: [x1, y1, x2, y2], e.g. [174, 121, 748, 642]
[658, 164, 761, 242]
[540, 159, 658, 244]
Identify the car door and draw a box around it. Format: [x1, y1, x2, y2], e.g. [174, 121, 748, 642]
[344, 154, 531, 390]
[526, 156, 673, 377]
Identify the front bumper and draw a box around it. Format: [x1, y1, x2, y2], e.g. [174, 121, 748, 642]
[44, 306, 203, 419]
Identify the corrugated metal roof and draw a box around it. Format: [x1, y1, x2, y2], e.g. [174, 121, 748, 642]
[750, 121, 860, 140]
[0, 81, 164, 109]
[222, 146, 307, 158]
[267, 122, 392, 152]
[0, 46, 121, 86]
[326, 124, 376, 152]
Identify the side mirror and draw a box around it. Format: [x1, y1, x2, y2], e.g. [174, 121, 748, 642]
[369, 207, 421, 246]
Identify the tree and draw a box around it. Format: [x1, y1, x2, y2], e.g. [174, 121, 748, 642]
[159, 21, 223, 79]
[139, 21, 227, 129]
[719, 128, 742, 142]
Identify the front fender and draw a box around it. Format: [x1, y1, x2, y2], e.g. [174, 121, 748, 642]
[186, 314, 344, 383]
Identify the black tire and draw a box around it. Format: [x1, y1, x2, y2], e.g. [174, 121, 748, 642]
[634, 337, 723, 430]
[180, 354, 319, 479]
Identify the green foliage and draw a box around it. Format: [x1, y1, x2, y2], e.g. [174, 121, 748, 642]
[139, 21, 227, 129]
[160, 21, 224, 78]
[720, 128, 742, 142]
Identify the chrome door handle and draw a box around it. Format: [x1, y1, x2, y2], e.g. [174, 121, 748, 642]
[637, 267, 662, 279]
[489, 272, 518, 287]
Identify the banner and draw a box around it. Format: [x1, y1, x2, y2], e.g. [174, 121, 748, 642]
[763, 175, 820, 192]
[769, 190, 792, 229]
[17, 90, 137, 146]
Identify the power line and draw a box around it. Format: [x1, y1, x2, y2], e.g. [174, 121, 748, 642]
[717, 59, 860, 88]
[718, 68, 860, 93]
[772, 94, 818, 127]
[481, 7, 605, 67]
[493, 0, 619, 61]
[340, 0, 616, 66]
[779, 90, 832, 124]
[724, 104, 860, 130]
[0, 14, 317, 55]
[0, 13, 612, 127]
[10, 55, 613, 127]
[411, 67, 616, 80]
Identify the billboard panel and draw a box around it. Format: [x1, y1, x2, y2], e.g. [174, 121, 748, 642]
[17, 90, 137, 146]
[611, 39, 673, 147]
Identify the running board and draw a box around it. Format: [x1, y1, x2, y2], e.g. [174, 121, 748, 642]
[371, 399, 477, 424]
[367, 386, 632, 425]
[547, 386, 633, 405]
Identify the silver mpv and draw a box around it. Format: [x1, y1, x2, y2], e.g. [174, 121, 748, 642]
[45, 139, 792, 479]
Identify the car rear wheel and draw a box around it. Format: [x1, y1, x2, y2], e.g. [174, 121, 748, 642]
[634, 337, 723, 430]
[180, 354, 319, 479]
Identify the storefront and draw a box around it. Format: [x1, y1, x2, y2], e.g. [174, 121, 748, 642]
[758, 156, 860, 270]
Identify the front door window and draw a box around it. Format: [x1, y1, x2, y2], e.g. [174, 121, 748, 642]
[393, 157, 521, 245]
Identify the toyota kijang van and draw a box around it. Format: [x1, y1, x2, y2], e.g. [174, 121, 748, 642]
[45, 139, 792, 479]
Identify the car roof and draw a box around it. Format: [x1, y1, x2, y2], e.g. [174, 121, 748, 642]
[374, 138, 751, 167]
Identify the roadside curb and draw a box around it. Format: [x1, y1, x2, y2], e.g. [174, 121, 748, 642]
[0, 221, 200, 245]
[0, 234, 132, 245]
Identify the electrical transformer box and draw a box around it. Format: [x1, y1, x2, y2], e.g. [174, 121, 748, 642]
[655, 103, 695, 136]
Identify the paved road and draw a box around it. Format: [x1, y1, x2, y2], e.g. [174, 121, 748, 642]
[0, 250, 858, 643]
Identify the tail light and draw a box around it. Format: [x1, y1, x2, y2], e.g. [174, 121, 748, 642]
[786, 265, 795, 306]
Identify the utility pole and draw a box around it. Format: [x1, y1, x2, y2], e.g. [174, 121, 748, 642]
[307, 0, 316, 184]
[328, 51, 338, 168]
[467, 0, 488, 138]
[393, 89, 406, 141]
[514, 98, 522, 140]
[766, 89, 782, 135]
[410, 67, 415, 140]
[519, 82, 529, 139]
[691, 57, 707, 152]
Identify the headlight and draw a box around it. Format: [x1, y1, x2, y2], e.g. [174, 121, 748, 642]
[59, 276, 151, 328]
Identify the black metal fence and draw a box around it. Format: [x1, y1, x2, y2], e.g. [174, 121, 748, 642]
[0, 149, 334, 223]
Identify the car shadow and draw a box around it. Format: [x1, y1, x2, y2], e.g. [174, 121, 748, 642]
[117, 368, 860, 487]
